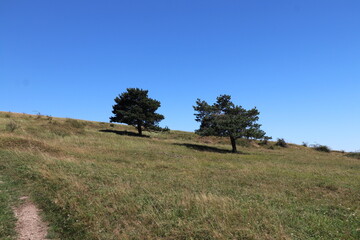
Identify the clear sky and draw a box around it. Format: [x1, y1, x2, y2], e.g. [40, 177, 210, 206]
[1, 0, 359, 152]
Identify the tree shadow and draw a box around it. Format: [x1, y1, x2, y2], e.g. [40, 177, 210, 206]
[174, 143, 244, 154]
[99, 129, 150, 138]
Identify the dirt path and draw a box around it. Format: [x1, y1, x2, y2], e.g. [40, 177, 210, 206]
[13, 196, 49, 240]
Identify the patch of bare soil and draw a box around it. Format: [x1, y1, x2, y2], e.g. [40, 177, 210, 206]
[13, 196, 48, 240]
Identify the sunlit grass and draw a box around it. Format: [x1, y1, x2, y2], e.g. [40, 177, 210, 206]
[0, 112, 359, 239]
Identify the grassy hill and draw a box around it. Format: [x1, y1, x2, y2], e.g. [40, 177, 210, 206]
[0, 112, 359, 239]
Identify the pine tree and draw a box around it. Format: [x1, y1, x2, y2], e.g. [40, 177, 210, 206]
[110, 88, 164, 135]
[193, 95, 267, 153]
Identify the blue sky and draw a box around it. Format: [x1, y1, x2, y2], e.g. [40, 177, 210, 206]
[1, 0, 359, 151]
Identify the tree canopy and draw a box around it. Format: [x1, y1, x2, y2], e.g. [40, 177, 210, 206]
[193, 94, 267, 153]
[110, 88, 164, 135]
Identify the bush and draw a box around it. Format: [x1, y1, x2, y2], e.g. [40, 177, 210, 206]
[345, 152, 360, 159]
[302, 142, 308, 147]
[275, 138, 287, 147]
[162, 126, 170, 132]
[259, 136, 272, 145]
[312, 144, 331, 153]
[5, 121, 18, 132]
[147, 125, 170, 132]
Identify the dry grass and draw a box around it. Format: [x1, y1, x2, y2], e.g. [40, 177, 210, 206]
[0, 111, 359, 239]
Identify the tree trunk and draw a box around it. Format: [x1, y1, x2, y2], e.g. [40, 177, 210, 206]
[137, 123, 142, 135]
[230, 136, 237, 153]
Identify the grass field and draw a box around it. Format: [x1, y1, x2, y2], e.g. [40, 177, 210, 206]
[0, 112, 359, 239]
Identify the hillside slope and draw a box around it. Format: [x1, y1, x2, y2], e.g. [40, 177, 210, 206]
[0, 112, 359, 239]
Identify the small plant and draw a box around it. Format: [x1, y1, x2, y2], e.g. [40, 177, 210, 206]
[36, 112, 42, 119]
[275, 138, 287, 147]
[109, 123, 115, 128]
[5, 121, 18, 132]
[312, 144, 331, 153]
[162, 126, 170, 132]
[302, 142, 308, 147]
[259, 136, 272, 145]
[5, 113, 11, 118]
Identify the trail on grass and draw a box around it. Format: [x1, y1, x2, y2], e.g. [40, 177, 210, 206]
[13, 196, 48, 240]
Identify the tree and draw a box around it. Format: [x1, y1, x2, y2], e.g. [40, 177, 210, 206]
[110, 88, 164, 135]
[193, 94, 267, 153]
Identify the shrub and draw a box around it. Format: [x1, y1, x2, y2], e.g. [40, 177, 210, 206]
[147, 125, 170, 132]
[345, 152, 360, 159]
[275, 138, 287, 147]
[162, 126, 170, 132]
[312, 144, 331, 153]
[5, 121, 18, 132]
[302, 142, 308, 147]
[259, 136, 272, 145]
[109, 123, 115, 128]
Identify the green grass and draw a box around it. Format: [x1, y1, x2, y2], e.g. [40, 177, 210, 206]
[0, 174, 19, 240]
[0, 112, 359, 239]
